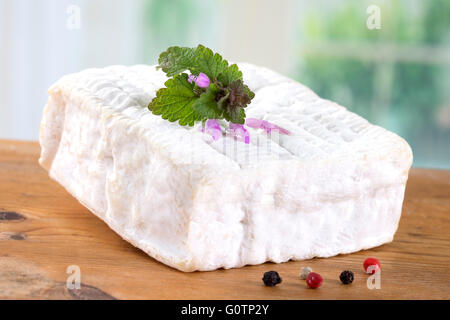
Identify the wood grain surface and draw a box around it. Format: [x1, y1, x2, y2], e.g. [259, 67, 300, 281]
[0, 140, 449, 300]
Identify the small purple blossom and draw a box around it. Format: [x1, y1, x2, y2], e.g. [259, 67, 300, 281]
[229, 123, 250, 144]
[199, 119, 222, 141]
[188, 72, 210, 88]
[188, 74, 196, 84]
[195, 73, 210, 88]
[245, 118, 290, 135]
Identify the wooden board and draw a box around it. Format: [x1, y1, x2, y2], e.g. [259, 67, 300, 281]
[0, 140, 449, 300]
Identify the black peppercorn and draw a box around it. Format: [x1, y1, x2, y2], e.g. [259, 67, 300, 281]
[339, 270, 354, 284]
[262, 271, 282, 286]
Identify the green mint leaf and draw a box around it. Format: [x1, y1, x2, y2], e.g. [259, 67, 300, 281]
[157, 45, 230, 81]
[148, 73, 202, 126]
[217, 63, 243, 86]
[228, 79, 253, 108]
[216, 90, 230, 109]
[193, 45, 228, 81]
[225, 107, 246, 124]
[242, 84, 255, 100]
[192, 83, 223, 119]
[157, 46, 197, 77]
[220, 79, 253, 124]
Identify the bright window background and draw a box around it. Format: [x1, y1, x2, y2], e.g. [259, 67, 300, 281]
[0, 0, 449, 168]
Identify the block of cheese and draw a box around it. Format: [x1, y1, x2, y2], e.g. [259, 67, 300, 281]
[39, 63, 413, 272]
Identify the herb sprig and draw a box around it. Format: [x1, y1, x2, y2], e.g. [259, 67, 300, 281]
[148, 45, 255, 126]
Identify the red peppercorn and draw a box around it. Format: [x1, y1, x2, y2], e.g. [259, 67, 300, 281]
[363, 257, 381, 274]
[306, 272, 323, 289]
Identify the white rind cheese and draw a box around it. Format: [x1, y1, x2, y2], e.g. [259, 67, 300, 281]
[39, 63, 413, 271]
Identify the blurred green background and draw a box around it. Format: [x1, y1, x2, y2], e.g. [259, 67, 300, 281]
[1, 0, 449, 168]
[296, 0, 450, 169]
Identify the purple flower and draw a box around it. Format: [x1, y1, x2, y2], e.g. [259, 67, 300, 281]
[195, 73, 210, 88]
[188, 74, 196, 84]
[245, 118, 290, 135]
[229, 123, 250, 144]
[200, 119, 222, 141]
[188, 72, 210, 88]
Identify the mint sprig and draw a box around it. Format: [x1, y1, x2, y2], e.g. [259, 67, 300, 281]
[149, 45, 255, 126]
[149, 73, 202, 126]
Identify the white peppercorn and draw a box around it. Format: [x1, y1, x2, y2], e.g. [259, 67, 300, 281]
[300, 267, 313, 280]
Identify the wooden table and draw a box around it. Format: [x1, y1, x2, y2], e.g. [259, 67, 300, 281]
[0, 140, 449, 300]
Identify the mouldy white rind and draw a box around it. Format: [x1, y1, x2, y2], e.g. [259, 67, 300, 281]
[39, 63, 413, 271]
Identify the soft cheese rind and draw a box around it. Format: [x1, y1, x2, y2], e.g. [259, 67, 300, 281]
[39, 63, 413, 271]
